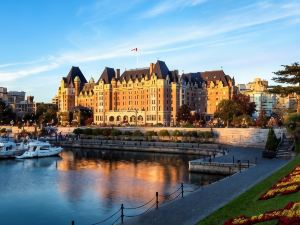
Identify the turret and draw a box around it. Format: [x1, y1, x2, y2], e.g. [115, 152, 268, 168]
[74, 76, 81, 97]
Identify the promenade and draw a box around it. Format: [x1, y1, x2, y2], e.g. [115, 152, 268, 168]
[124, 147, 289, 225]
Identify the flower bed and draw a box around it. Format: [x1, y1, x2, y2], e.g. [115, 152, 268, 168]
[260, 166, 300, 200]
[224, 202, 300, 225]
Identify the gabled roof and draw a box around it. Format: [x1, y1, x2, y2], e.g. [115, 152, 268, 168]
[64, 66, 87, 87]
[97, 67, 116, 84]
[181, 72, 204, 86]
[120, 68, 149, 82]
[153, 60, 170, 79]
[200, 70, 231, 86]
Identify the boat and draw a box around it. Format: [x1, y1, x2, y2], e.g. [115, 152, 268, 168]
[0, 141, 28, 159]
[16, 141, 63, 159]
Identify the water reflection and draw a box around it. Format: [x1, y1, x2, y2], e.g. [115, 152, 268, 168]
[0, 149, 225, 225]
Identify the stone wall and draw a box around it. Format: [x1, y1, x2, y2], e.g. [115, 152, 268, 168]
[1, 126, 284, 149]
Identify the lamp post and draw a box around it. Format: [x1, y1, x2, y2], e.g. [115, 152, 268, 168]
[135, 109, 138, 127]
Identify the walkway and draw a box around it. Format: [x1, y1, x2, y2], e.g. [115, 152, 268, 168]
[124, 147, 290, 225]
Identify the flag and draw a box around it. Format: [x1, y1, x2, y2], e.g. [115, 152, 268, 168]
[131, 48, 138, 52]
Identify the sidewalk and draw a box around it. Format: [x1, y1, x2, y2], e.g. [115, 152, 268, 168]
[124, 147, 289, 225]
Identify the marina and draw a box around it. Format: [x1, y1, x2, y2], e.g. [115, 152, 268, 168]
[0, 148, 225, 225]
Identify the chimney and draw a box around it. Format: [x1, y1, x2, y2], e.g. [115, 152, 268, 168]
[115, 69, 120, 79]
[150, 63, 155, 75]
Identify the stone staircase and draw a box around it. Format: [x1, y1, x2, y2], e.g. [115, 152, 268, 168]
[276, 137, 295, 159]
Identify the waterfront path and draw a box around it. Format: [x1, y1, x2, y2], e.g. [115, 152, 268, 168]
[124, 147, 289, 225]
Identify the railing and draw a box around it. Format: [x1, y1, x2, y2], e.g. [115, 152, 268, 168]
[70, 183, 201, 225]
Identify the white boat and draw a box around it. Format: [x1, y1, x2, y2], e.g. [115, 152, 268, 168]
[16, 141, 63, 159]
[0, 141, 28, 159]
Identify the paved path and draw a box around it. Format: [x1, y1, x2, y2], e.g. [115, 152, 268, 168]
[124, 147, 290, 225]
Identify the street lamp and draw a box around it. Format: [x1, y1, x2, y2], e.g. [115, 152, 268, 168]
[135, 109, 138, 127]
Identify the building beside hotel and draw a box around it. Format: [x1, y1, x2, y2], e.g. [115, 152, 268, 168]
[0, 87, 8, 103]
[56, 61, 236, 125]
[239, 78, 277, 118]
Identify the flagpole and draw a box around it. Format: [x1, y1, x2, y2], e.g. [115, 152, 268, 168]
[131, 48, 139, 68]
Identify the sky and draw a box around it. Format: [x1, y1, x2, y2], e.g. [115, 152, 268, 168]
[0, 0, 300, 102]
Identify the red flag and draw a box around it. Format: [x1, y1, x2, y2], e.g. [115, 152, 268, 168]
[131, 48, 138, 52]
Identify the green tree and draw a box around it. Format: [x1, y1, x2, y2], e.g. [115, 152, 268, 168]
[232, 93, 256, 116]
[256, 110, 269, 128]
[214, 100, 237, 127]
[176, 104, 192, 124]
[269, 62, 300, 113]
[0, 100, 15, 124]
[265, 127, 279, 152]
[36, 104, 58, 126]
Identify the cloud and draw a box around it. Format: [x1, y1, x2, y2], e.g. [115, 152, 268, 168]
[141, 0, 207, 18]
[0, 57, 49, 69]
[1, 0, 300, 83]
[77, 0, 142, 25]
[0, 63, 59, 82]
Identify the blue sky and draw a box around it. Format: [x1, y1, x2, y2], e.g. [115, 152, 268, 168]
[0, 0, 300, 102]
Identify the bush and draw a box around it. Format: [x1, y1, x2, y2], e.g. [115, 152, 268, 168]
[184, 131, 198, 137]
[132, 130, 144, 136]
[197, 131, 213, 139]
[102, 129, 111, 136]
[265, 128, 279, 152]
[84, 128, 93, 135]
[145, 131, 157, 137]
[158, 130, 169, 137]
[123, 131, 133, 136]
[111, 129, 122, 136]
[172, 130, 182, 137]
[73, 128, 83, 135]
[92, 128, 102, 136]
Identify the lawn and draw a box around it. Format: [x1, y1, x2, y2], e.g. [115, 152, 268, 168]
[197, 156, 300, 225]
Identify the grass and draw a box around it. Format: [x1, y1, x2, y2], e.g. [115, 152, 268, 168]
[197, 156, 300, 225]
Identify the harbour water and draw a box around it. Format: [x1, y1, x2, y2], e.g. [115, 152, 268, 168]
[0, 149, 225, 225]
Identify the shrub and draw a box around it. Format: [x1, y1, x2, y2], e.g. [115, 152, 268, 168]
[184, 131, 197, 137]
[158, 130, 169, 137]
[145, 131, 157, 136]
[123, 131, 133, 136]
[265, 128, 280, 152]
[84, 128, 93, 135]
[73, 128, 82, 135]
[92, 128, 102, 136]
[132, 130, 144, 136]
[172, 130, 182, 137]
[102, 129, 112, 136]
[111, 129, 122, 136]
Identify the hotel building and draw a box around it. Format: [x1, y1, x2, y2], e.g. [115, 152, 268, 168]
[56, 61, 236, 125]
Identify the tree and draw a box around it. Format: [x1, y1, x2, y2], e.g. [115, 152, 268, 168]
[256, 110, 269, 128]
[214, 100, 237, 127]
[269, 62, 300, 113]
[176, 104, 192, 124]
[36, 104, 58, 126]
[265, 127, 279, 152]
[0, 100, 15, 124]
[232, 93, 256, 116]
